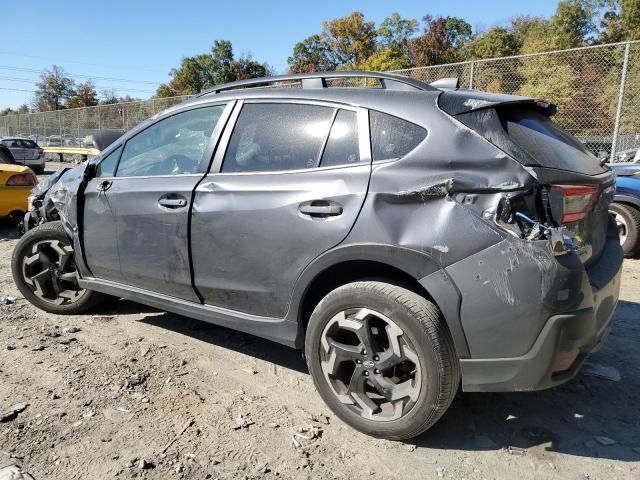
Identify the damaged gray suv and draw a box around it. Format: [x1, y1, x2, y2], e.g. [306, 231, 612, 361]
[11, 71, 623, 440]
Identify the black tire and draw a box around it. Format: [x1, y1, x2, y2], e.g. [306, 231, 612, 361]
[305, 281, 460, 440]
[610, 203, 640, 258]
[11, 221, 104, 314]
[32, 166, 45, 175]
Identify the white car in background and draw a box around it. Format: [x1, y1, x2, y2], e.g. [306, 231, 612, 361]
[0, 137, 45, 174]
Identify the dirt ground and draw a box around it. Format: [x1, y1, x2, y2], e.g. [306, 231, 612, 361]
[0, 162, 639, 479]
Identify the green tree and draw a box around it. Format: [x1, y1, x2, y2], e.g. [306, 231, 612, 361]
[16, 104, 29, 114]
[288, 34, 335, 73]
[378, 13, 418, 59]
[551, 0, 597, 48]
[322, 11, 377, 68]
[359, 46, 411, 71]
[0, 107, 16, 116]
[66, 81, 99, 108]
[161, 40, 268, 95]
[466, 27, 520, 59]
[33, 65, 75, 111]
[621, 0, 640, 39]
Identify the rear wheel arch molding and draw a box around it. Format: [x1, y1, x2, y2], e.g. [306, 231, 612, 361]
[288, 243, 470, 358]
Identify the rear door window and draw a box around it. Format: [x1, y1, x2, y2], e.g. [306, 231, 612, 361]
[369, 111, 427, 161]
[222, 103, 334, 173]
[320, 110, 361, 167]
[19, 140, 38, 149]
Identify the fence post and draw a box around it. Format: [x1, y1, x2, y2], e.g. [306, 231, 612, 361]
[152, 98, 156, 114]
[27, 114, 31, 135]
[98, 105, 101, 130]
[43, 112, 46, 138]
[611, 42, 631, 160]
[469, 60, 475, 89]
[77, 109, 80, 138]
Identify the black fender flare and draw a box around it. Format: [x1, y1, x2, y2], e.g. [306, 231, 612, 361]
[286, 243, 470, 358]
[614, 194, 640, 210]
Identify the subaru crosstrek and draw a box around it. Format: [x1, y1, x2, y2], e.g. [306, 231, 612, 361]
[11, 71, 623, 440]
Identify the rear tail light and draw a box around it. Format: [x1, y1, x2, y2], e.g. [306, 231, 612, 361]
[7, 173, 37, 186]
[37, 147, 44, 157]
[551, 184, 598, 223]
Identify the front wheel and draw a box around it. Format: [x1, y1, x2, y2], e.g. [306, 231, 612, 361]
[11, 221, 103, 314]
[305, 281, 460, 440]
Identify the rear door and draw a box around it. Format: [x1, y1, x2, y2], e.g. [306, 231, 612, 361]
[191, 101, 371, 317]
[19, 140, 39, 161]
[83, 102, 233, 301]
[4, 140, 24, 162]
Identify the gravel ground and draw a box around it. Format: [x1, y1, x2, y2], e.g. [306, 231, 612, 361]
[0, 162, 639, 479]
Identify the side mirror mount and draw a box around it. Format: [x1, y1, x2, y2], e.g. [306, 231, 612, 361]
[82, 157, 99, 183]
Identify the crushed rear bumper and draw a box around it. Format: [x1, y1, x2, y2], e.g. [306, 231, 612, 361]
[449, 222, 623, 392]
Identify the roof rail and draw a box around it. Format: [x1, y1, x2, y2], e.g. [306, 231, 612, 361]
[196, 70, 436, 97]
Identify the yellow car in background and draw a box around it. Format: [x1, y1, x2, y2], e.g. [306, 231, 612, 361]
[0, 164, 38, 222]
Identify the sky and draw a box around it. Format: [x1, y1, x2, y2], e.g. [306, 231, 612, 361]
[0, 0, 560, 109]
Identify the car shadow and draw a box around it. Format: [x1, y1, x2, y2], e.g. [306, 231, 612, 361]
[138, 310, 308, 374]
[133, 298, 639, 462]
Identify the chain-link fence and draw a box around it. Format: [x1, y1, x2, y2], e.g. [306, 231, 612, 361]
[1, 40, 639, 160]
[392, 40, 640, 160]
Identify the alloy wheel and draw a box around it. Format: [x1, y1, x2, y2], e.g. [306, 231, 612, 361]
[21, 239, 85, 305]
[613, 210, 628, 246]
[319, 308, 421, 422]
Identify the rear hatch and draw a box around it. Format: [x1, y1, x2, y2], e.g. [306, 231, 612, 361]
[439, 90, 615, 265]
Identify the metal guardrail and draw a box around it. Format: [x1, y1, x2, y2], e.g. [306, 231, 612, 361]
[1, 40, 639, 159]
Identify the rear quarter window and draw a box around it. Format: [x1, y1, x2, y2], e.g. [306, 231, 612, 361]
[369, 111, 426, 161]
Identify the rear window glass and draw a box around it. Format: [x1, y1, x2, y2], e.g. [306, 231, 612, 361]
[20, 140, 38, 148]
[369, 111, 426, 161]
[499, 109, 604, 174]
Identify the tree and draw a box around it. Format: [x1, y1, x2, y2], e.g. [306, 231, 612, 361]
[550, 0, 597, 48]
[66, 81, 99, 108]
[33, 65, 75, 111]
[155, 83, 177, 98]
[322, 12, 377, 68]
[359, 46, 411, 71]
[378, 13, 418, 59]
[0, 107, 16, 116]
[466, 27, 520, 59]
[288, 34, 335, 73]
[409, 15, 473, 66]
[621, 0, 640, 39]
[161, 40, 269, 96]
[17, 104, 29, 114]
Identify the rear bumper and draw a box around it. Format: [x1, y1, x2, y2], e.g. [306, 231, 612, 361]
[451, 223, 623, 392]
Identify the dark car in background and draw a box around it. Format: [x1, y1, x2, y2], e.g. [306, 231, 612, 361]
[11, 71, 623, 440]
[609, 162, 640, 257]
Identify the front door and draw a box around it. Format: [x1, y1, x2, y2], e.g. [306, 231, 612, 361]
[191, 101, 371, 318]
[83, 103, 232, 301]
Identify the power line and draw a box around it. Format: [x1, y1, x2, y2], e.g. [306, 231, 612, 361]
[0, 65, 163, 85]
[0, 50, 168, 74]
[0, 75, 155, 94]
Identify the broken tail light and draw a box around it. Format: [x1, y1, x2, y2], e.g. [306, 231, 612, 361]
[7, 173, 37, 186]
[551, 185, 598, 224]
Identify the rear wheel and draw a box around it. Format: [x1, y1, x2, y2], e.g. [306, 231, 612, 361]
[610, 203, 640, 257]
[305, 281, 459, 440]
[11, 221, 104, 314]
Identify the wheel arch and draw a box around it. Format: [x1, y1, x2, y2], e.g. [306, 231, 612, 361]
[613, 195, 640, 210]
[289, 244, 470, 358]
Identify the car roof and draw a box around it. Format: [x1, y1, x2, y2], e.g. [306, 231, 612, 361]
[178, 87, 444, 127]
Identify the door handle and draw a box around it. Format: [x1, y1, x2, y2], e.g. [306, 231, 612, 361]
[299, 200, 343, 218]
[158, 195, 187, 209]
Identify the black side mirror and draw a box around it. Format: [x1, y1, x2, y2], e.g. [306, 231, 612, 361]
[82, 158, 99, 183]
